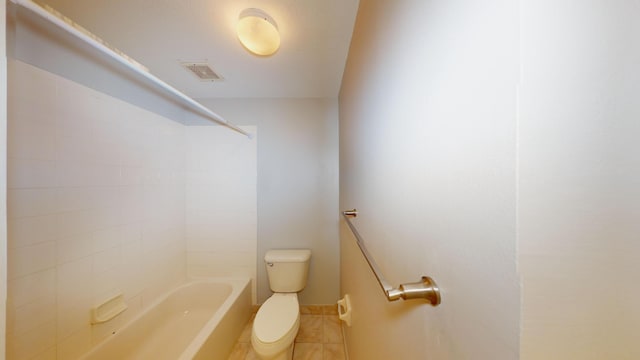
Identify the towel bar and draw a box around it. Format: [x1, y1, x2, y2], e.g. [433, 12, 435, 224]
[342, 209, 441, 305]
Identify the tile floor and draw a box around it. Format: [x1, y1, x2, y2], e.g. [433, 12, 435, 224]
[228, 305, 347, 360]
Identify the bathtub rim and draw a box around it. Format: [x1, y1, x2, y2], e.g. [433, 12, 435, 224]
[180, 276, 251, 360]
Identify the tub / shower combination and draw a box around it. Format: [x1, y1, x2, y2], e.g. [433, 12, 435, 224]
[79, 278, 252, 360]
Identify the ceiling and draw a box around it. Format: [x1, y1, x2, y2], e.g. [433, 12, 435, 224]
[38, 0, 360, 99]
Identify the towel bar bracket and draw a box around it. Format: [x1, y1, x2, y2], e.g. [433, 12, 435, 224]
[343, 209, 359, 217]
[389, 276, 440, 304]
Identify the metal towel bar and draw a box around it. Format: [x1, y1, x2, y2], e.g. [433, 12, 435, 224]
[342, 209, 441, 306]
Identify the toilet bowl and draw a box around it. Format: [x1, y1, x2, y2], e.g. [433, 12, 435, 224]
[251, 293, 300, 360]
[251, 249, 311, 360]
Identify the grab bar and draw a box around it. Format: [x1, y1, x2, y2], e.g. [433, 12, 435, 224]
[342, 209, 441, 306]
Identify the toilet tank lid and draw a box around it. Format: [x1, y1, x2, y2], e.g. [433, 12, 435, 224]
[265, 249, 311, 263]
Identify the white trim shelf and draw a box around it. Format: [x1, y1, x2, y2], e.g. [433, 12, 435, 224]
[9, 0, 252, 138]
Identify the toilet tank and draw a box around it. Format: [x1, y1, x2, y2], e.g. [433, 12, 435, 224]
[265, 249, 311, 293]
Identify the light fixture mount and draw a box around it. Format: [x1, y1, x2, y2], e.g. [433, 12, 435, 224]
[237, 8, 280, 56]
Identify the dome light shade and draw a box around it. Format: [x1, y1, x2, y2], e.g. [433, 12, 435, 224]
[237, 8, 280, 56]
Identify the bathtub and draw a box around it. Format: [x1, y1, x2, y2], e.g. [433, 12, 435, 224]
[79, 278, 252, 360]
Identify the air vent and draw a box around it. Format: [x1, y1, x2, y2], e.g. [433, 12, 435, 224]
[181, 62, 223, 81]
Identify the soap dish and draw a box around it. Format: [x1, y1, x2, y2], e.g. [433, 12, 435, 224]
[91, 293, 127, 324]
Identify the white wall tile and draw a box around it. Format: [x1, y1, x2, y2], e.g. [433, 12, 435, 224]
[92, 187, 123, 210]
[57, 257, 93, 309]
[7, 60, 188, 359]
[8, 124, 57, 161]
[57, 327, 92, 360]
[120, 166, 144, 185]
[187, 250, 256, 280]
[8, 60, 57, 106]
[55, 135, 97, 165]
[57, 304, 91, 342]
[92, 246, 120, 274]
[56, 162, 92, 188]
[91, 115, 126, 145]
[120, 242, 145, 297]
[7, 268, 56, 309]
[185, 126, 257, 291]
[7, 158, 59, 189]
[92, 266, 122, 304]
[57, 187, 97, 213]
[8, 215, 59, 249]
[57, 234, 93, 265]
[91, 226, 121, 253]
[119, 223, 142, 245]
[31, 346, 57, 360]
[92, 206, 123, 231]
[8, 242, 56, 279]
[7, 320, 56, 360]
[187, 251, 255, 269]
[85, 165, 122, 187]
[8, 189, 59, 218]
[57, 210, 96, 238]
[8, 294, 56, 336]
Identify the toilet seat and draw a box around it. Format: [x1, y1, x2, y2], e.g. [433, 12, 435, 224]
[253, 293, 299, 344]
[251, 293, 300, 358]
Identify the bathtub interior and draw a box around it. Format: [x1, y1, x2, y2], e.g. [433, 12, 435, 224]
[79, 278, 252, 360]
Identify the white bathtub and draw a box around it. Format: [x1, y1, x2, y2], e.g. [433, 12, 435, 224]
[79, 278, 252, 360]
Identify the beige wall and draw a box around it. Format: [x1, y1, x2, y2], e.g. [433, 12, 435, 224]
[339, 0, 520, 358]
[341, 1, 640, 359]
[1, 0, 8, 357]
[199, 98, 340, 305]
[518, 1, 640, 358]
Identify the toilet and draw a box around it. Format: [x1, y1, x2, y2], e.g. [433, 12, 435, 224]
[251, 249, 311, 360]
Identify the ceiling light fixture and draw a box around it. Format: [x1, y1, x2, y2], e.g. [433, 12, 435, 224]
[237, 8, 280, 56]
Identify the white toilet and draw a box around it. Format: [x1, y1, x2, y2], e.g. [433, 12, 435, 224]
[251, 249, 311, 360]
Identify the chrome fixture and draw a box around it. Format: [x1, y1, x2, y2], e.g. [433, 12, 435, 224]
[342, 209, 441, 306]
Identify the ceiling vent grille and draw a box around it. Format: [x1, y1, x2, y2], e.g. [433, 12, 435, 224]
[181, 62, 223, 81]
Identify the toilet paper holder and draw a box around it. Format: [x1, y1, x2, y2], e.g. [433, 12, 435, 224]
[337, 294, 352, 327]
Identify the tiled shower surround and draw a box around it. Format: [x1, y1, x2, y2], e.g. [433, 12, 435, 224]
[6, 60, 257, 359]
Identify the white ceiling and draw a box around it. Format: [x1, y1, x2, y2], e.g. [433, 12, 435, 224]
[39, 0, 360, 99]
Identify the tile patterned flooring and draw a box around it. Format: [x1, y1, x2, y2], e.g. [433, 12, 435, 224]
[228, 305, 347, 360]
